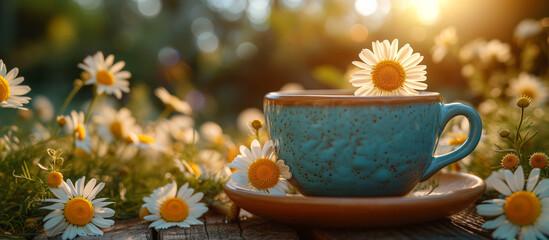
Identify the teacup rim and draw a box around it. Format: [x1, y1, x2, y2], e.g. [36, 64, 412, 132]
[265, 90, 443, 105]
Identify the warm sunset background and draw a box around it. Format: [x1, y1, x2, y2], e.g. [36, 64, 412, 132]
[0, 0, 547, 127]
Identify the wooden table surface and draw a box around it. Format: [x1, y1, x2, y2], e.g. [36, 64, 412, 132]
[35, 205, 492, 240]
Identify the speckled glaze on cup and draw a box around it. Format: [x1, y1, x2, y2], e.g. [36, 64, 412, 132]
[264, 90, 482, 197]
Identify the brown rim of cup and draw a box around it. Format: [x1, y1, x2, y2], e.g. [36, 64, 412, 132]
[264, 90, 443, 105]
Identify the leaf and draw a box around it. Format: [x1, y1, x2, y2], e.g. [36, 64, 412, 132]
[494, 148, 518, 154]
[522, 131, 539, 144]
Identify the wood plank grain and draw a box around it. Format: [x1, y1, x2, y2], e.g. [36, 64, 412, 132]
[307, 206, 491, 240]
[238, 215, 300, 240]
[159, 212, 242, 240]
[34, 218, 152, 240]
[159, 211, 300, 240]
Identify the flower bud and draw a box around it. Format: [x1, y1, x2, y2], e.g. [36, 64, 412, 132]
[74, 79, 84, 88]
[80, 71, 91, 82]
[57, 116, 66, 127]
[251, 119, 263, 131]
[498, 129, 510, 138]
[516, 96, 532, 108]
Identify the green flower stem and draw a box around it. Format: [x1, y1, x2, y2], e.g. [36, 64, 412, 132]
[515, 107, 525, 143]
[48, 84, 82, 132]
[255, 129, 260, 141]
[84, 90, 99, 123]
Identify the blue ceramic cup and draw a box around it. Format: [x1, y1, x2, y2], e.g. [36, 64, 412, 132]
[264, 90, 482, 197]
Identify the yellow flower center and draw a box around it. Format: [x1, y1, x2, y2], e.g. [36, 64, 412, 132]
[504, 191, 541, 226]
[160, 197, 189, 222]
[96, 70, 115, 86]
[372, 60, 406, 92]
[138, 134, 155, 144]
[47, 171, 63, 187]
[248, 158, 280, 190]
[189, 162, 202, 176]
[109, 121, 124, 139]
[64, 197, 94, 226]
[74, 124, 86, 141]
[0, 75, 10, 102]
[139, 207, 150, 219]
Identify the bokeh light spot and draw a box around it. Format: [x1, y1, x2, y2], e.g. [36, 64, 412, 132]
[158, 47, 180, 67]
[197, 32, 219, 53]
[137, 0, 162, 18]
[355, 0, 378, 16]
[350, 24, 369, 42]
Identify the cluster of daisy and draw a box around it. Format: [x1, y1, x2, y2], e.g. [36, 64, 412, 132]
[1, 52, 248, 238]
[36, 149, 114, 239]
[478, 96, 549, 239]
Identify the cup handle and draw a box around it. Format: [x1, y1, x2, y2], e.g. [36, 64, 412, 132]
[420, 103, 483, 181]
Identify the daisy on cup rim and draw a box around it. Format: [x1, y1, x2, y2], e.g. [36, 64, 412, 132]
[78, 51, 130, 99]
[228, 140, 292, 195]
[477, 166, 549, 239]
[143, 182, 208, 229]
[350, 39, 427, 96]
[41, 176, 114, 240]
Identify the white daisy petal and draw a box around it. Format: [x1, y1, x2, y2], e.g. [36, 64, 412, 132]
[261, 140, 274, 158]
[481, 215, 507, 230]
[528, 168, 542, 191]
[535, 179, 549, 197]
[44, 215, 65, 230]
[359, 49, 377, 65]
[476, 203, 504, 217]
[144, 214, 161, 221]
[514, 166, 525, 191]
[95, 207, 115, 218]
[85, 223, 104, 236]
[231, 170, 249, 186]
[87, 182, 105, 200]
[489, 177, 513, 196]
[186, 192, 204, 206]
[92, 217, 114, 229]
[83, 178, 97, 199]
[389, 39, 398, 60]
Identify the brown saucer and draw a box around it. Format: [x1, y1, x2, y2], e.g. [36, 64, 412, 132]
[224, 172, 485, 229]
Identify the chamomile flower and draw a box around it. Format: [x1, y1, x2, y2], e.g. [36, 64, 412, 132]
[154, 87, 192, 115]
[506, 73, 548, 108]
[0, 60, 31, 110]
[436, 117, 485, 171]
[143, 182, 208, 229]
[78, 51, 130, 99]
[477, 166, 549, 239]
[350, 39, 427, 96]
[94, 107, 137, 142]
[228, 140, 292, 195]
[64, 110, 93, 153]
[41, 177, 114, 240]
[431, 27, 458, 63]
[200, 121, 225, 146]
